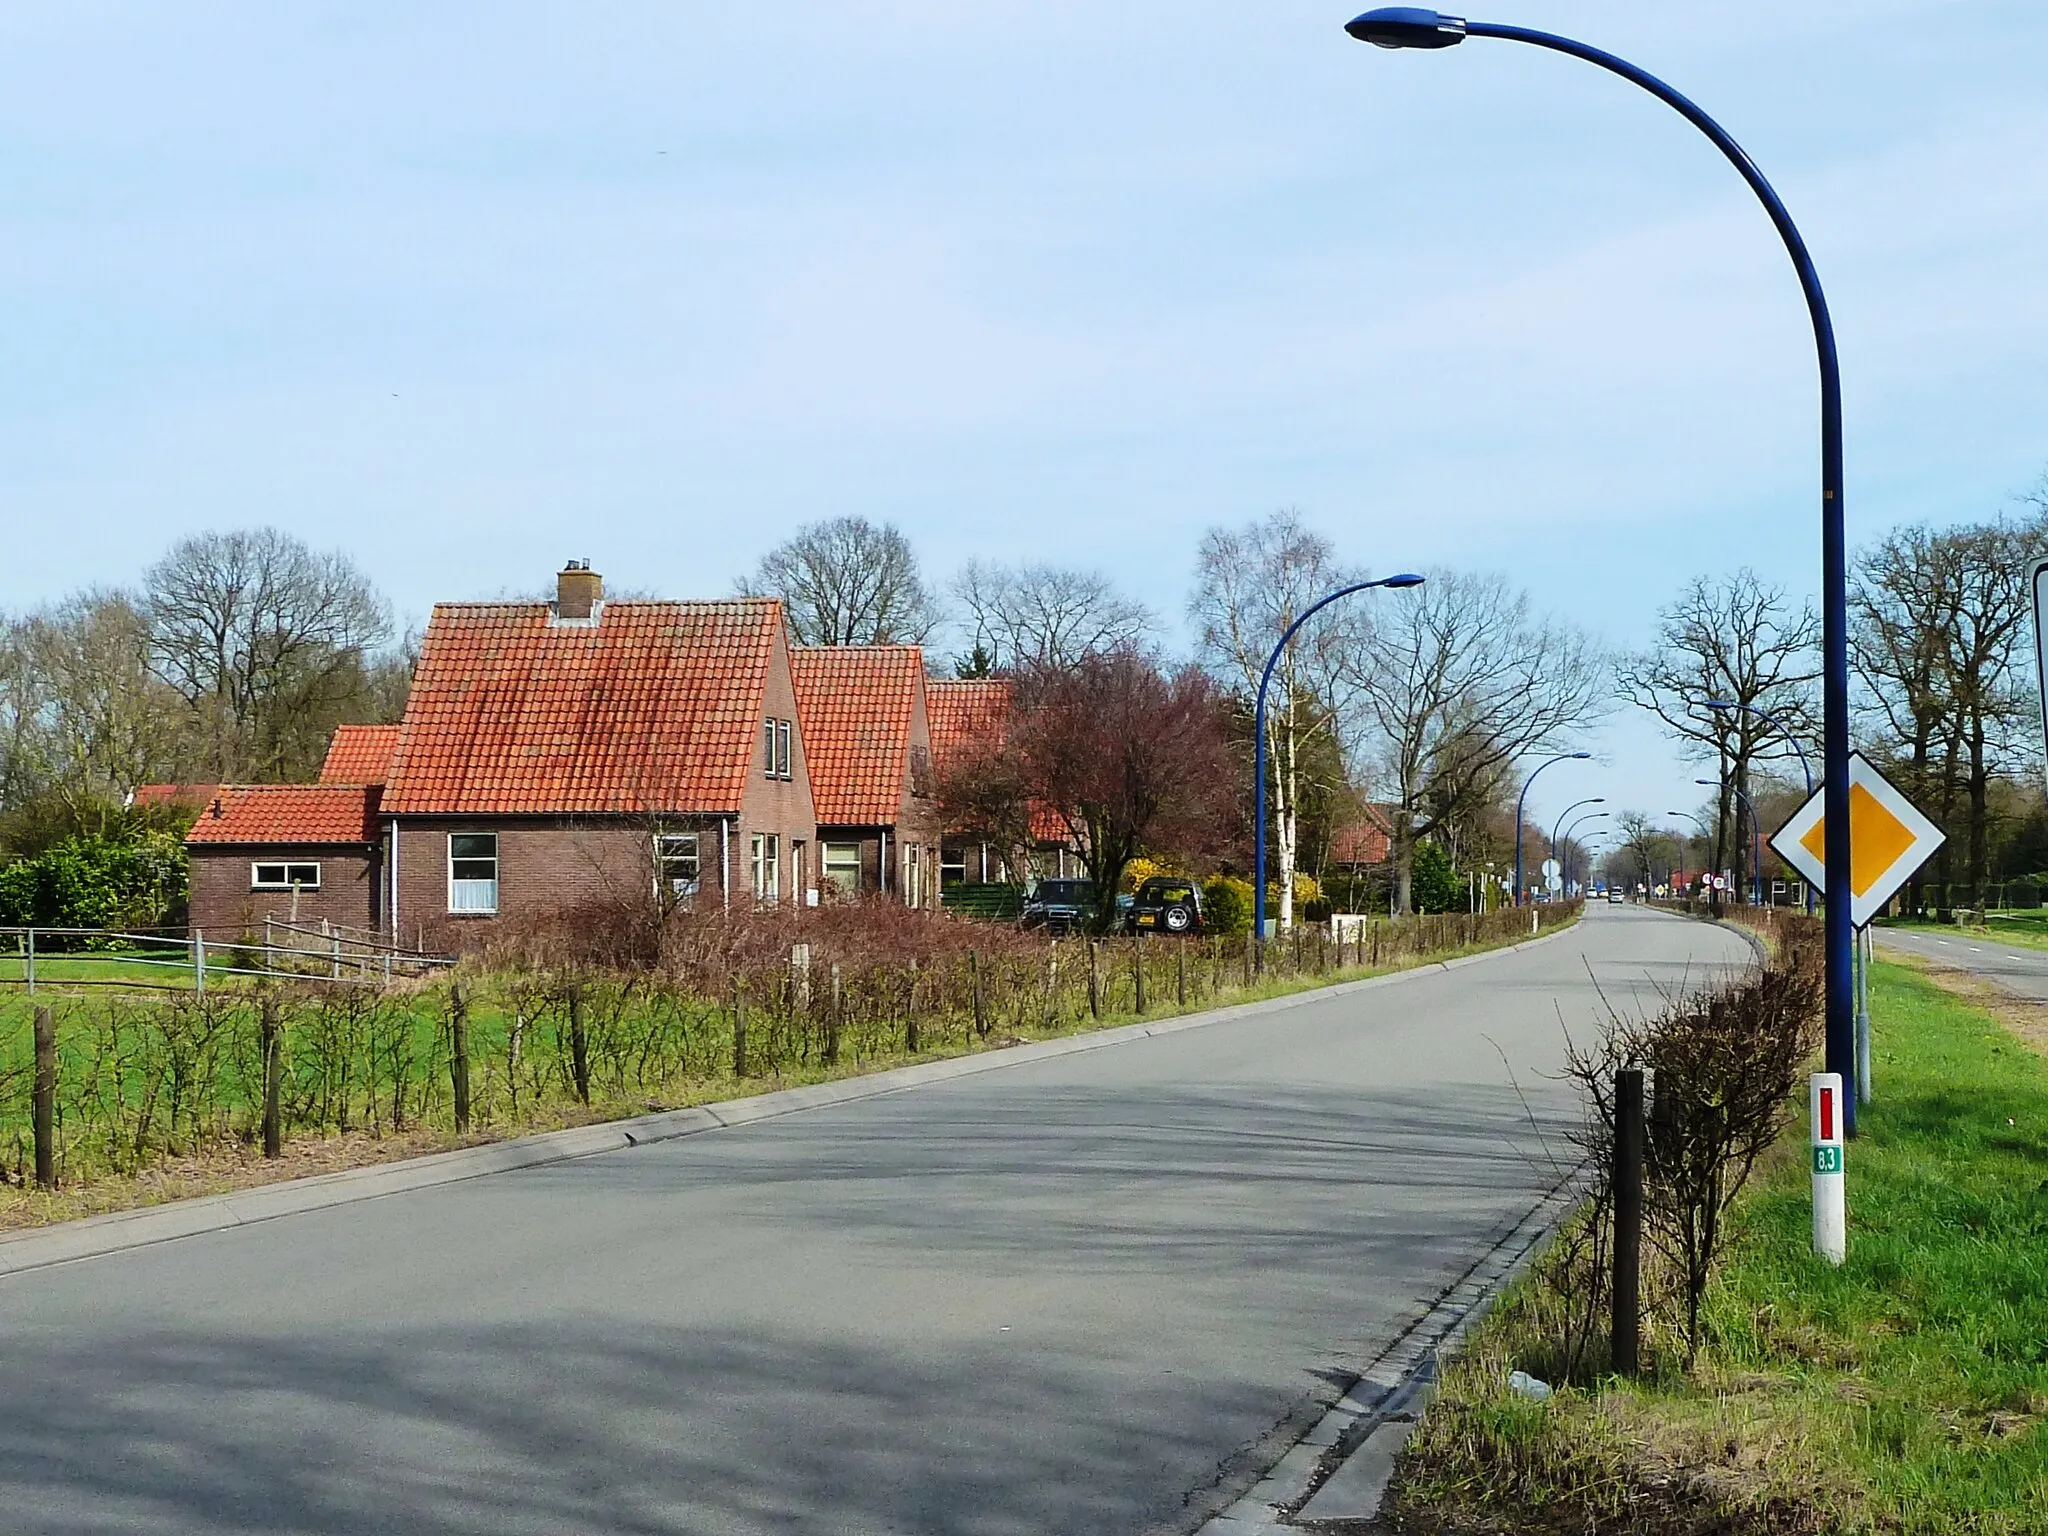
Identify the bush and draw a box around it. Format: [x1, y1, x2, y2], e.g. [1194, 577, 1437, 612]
[1201, 876, 1253, 938]
[1411, 841, 1460, 914]
[0, 831, 189, 937]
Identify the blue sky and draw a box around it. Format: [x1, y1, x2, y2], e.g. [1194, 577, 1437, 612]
[3, 1, 2044, 837]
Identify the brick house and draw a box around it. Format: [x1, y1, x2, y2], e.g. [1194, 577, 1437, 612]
[187, 565, 826, 953]
[924, 677, 1084, 886]
[376, 573, 818, 954]
[790, 646, 942, 906]
[185, 784, 385, 938]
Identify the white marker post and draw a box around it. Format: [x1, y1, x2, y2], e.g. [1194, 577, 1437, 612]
[1811, 1072, 1846, 1264]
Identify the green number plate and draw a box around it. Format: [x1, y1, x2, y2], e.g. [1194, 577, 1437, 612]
[1813, 1145, 1843, 1175]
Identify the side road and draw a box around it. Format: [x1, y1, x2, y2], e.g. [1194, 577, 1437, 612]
[0, 904, 1750, 1536]
[1, 920, 1573, 1278]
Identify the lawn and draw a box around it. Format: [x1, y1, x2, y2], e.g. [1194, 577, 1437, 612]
[1881, 911, 2048, 952]
[1387, 958, 2048, 1535]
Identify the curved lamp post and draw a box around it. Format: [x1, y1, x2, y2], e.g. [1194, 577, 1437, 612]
[1513, 752, 1592, 906]
[1558, 811, 1609, 895]
[1708, 698, 1814, 911]
[1551, 797, 1605, 866]
[1254, 574, 1425, 943]
[1698, 778, 1764, 906]
[1347, 7, 1854, 1121]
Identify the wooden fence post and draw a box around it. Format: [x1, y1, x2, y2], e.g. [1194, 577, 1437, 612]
[1612, 1066, 1645, 1375]
[193, 928, 206, 995]
[1176, 945, 1187, 1010]
[970, 951, 986, 1038]
[733, 980, 750, 1077]
[450, 982, 472, 1133]
[826, 964, 843, 1066]
[1088, 942, 1101, 1020]
[569, 984, 591, 1105]
[259, 990, 284, 1160]
[904, 967, 920, 1055]
[32, 1004, 55, 1190]
[1133, 941, 1147, 1015]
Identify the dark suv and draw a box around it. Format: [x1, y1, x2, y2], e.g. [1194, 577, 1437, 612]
[1021, 879, 1097, 935]
[1125, 876, 1203, 936]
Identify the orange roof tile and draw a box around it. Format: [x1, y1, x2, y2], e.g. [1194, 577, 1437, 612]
[382, 599, 783, 816]
[925, 678, 1012, 769]
[319, 724, 401, 786]
[790, 646, 924, 826]
[186, 785, 381, 845]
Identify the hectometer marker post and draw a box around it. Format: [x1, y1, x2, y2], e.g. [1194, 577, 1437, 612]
[1811, 1072, 1846, 1265]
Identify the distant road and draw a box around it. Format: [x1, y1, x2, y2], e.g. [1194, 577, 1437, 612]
[0, 903, 1747, 1536]
[1873, 925, 2048, 1004]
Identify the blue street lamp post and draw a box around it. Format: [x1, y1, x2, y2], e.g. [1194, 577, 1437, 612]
[1349, 9, 1855, 1128]
[1513, 752, 1592, 906]
[1551, 797, 1605, 867]
[1699, 778, 1764, 906]
[1708, 698, 1814, 912]
[1254, 575, 1425, 946]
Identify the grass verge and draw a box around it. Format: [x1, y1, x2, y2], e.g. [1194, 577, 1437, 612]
[1384, 958, 2048, 1536]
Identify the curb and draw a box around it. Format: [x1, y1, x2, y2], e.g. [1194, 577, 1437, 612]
[0, 921, 1582, 1279]
[1195, 1172, 1584, 1533]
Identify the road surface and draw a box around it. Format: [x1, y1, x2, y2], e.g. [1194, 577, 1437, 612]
[1873, 924, 2048, 1003]
[0, 903, 1747, 1535]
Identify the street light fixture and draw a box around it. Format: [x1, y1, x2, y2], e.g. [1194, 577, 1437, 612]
[1254, 574, 1425, 944]
[1348, 8, 1855, 1125]
[1513, 752, 1592, 907]
[1557, 812, 1609, 897]
[1697, 778, 1765, 906]
[1551, 797, 1605, 866]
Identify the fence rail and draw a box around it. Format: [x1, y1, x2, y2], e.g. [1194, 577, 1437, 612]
[2, 925, 453, 994]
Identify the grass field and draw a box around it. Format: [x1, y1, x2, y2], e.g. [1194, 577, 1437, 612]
[1880, 911, 2048, 952]
[1387, 958, 2048, 1535]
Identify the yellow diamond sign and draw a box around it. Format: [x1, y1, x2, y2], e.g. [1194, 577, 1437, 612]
[1770, 753, 1945, 928]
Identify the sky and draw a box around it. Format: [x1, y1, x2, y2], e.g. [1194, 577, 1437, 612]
[3, 0, 2045, 842]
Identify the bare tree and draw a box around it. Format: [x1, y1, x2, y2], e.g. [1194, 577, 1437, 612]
[1616, 571, 1818, 903]
[742, 516, 940, 647]
[1616, 810, 1679, 895]
[1190, 510, 1363, 929]
[143, 528, 392, 781]
[1853, 513, 2048, 908]
[1349, 571, 1607, 914]
[952, 560, 1151, 671]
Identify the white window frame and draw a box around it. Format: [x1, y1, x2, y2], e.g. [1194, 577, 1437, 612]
[448, 832, 500, 914]
[751, 832, 781, 904]
[252, 861, 322, 891]
[655, 832, 701, 898]
[763, 719, 777, 780]
[776, 718, 792, 779]
[822, 841, 861, 895]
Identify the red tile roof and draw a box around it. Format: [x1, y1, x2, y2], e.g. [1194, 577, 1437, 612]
[790, 647, 924, 826]
[925, 678, 1012, 769]
[382, 599, 784, 816]
[319, 724, 401, 786]
[131, 784, 221, 810]
[185, 785, 382, 845]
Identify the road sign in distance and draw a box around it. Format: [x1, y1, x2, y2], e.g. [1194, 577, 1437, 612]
[1541, 858, 1560, 879]
[1770, 752, 1945, 928]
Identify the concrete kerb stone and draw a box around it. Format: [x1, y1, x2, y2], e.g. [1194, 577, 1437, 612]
[0, 920, 1585, 1279]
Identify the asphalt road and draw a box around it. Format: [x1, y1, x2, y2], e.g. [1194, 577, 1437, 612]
[1873, 924, 2048, 1002]
[0, 904, 1747, 1536]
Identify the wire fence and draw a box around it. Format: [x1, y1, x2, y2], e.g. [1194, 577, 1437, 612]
[0, 924, 453, 995]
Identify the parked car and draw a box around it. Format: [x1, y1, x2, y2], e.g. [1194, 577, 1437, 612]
[1021, 879, 1098, 935]
[1125, 876, 1204, 936]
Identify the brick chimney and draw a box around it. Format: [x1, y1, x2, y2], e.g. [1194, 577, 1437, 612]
[556, 560, 603, 620]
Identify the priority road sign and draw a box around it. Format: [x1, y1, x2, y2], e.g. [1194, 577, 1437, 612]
[1770, 752, 1944, 929]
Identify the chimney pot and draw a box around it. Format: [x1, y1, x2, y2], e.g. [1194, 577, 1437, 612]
[556, 562, 603, 620]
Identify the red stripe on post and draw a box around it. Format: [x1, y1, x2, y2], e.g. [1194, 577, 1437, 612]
[1820, 1086, 1835, 1142]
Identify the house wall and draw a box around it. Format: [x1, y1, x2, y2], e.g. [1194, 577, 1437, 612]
[736, 626, 822, 905]
[390, 817, 664, 954]
[187, 845, 379, 940]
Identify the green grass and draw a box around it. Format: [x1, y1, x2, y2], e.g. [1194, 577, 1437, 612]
[1881, 911, 2048, 952]
[1391, 960, 2048, 1535]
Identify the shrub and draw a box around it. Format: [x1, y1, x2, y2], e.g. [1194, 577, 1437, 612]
[0, 831, 189, 937]
[1201, 876, 1253, 937]
[1411, 840, 1460, 914]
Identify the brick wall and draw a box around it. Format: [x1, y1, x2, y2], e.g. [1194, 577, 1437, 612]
[187, 845, 379, 941]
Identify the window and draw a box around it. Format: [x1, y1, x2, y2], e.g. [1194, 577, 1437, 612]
[906, 844, 923, 908]
[940, 847, 967, 889]
[656, 833, 700, 898]
[750, 832, 780, 903]
[449, 832, 499, 913]
[822, 842, 861, 895]
[252, 862, 321, 891]
[763, 718, 793, 780]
